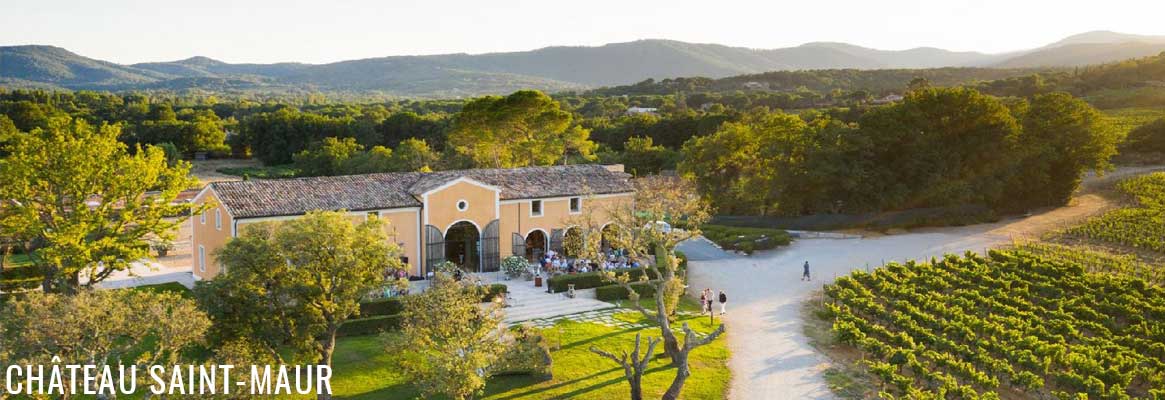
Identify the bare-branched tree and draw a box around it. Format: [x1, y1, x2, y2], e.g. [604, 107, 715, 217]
[569, 175, 725, 400]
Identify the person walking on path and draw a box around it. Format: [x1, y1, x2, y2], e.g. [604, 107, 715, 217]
[802, 261, 811, 281]
[718, 290, 728, 315]
[699, 290, 708, 315]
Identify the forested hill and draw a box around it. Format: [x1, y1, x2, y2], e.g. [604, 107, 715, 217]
[2, 31, 1164, 97]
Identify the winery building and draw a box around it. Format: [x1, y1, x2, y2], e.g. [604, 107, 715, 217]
[190, 164, 634, 280]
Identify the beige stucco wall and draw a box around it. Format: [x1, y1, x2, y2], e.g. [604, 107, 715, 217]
[192, 185, 423, 279]
[497, 193, 632, 259]
[417, 177, 632, 273]
[231, 208, 424, 277]
[191, 189, 233, 280]
[422, 179, 500, 234]
[377, 208, 422, 276]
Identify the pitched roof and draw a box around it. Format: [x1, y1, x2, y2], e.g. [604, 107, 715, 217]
[211, 164, 633, 219]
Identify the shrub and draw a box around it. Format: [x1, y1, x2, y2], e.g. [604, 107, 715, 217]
[595, 282, 658, 301]
[360, 298, 405, 317]
[151, 241, 175, 257]
[700, 225, 792, 255]
[435, 261, 460, 275]
[492, 326, 553, 379]
[548, 272, 607, 293]
[337, 314, 402, 337]
[502, 255, 527, 278]
[481, 284, 507, 303]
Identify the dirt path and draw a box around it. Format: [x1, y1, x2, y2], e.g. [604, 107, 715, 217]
[979, 165, 1165, 241]
[681, 165, 1165, 400]
[189, 159, 257, 184]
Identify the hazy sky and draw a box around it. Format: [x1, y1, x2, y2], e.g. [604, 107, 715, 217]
[2, 0, 1163, 64]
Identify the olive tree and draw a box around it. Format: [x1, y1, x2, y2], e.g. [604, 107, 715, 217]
[575, 176, 725, 400]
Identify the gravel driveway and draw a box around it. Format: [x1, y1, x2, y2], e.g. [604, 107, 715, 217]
[678, 166, 1165, 399]
[681, 228, 1010, 399]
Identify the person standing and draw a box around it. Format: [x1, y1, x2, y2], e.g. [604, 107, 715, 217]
[802, 261, 811, 281]
[699, 290, 708, 315]
[718, 290, 727, 315]
[705, 291, 714, 315]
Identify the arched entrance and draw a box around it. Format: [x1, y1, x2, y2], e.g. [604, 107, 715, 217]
[563, 227, 584, 258]
[525, 230, 547, 262]
[445, 221, 480, 272]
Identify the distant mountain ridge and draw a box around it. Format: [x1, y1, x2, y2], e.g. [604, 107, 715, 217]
[2, 30, 1164, 97]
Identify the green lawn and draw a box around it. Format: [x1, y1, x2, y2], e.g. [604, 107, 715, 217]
[2, 253, 33, 267]
[332, 298, 730, 399]
[66, 281, 730, 399]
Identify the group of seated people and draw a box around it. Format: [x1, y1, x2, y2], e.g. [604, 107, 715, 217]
[538, 249, 640, 275]
[600, 252, 638, 271]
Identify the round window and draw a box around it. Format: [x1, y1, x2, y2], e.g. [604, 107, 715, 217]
[457, 200, 468, 211]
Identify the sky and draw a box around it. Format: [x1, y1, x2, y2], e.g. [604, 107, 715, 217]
[2, 0, 1164, 65]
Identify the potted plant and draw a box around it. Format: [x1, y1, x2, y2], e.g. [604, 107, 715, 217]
[502, 255, 526, 280]
[152, 240, 174, 257]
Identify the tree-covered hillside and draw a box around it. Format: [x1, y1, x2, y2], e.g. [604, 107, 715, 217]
[4, 31, 1165, 97]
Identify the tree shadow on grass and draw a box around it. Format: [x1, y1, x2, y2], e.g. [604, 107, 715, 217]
[557, 325, 647, 350]
[339, 382, 420, 399]
[488, 364, 675, 400]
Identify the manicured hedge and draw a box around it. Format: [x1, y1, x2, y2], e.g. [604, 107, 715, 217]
[0, 277, 41, 292]
[548, 268, 663, 293]
[1, 264, 40, 280]
[360, 297, 405, 318]
[701, 224, 792, 255]
[595, 282, 658, 301]
[337, 315, 402, 337]
[547, 272, 607, 293]
[544, 258, 695, 293]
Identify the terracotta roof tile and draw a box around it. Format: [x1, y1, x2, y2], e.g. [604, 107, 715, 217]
[211, 164, 632, 219]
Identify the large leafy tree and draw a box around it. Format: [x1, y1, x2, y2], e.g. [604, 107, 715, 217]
[447, 90, 592, 168]
[294, 136, 365, 176]
[679, 119, 761, 215]
[1011, 92, 1118, 208]
[0, 290, 210, 398]
[196, 211, 403, 398]
[377, 111, 448, 150]
[0, 120, 198, 293]
[390, 272, 505, 400]
[856, 87, 1020, 210]
[620, 136, 679, 177]
[390, 138, 440, 172]
[194, 225, 304, 364]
